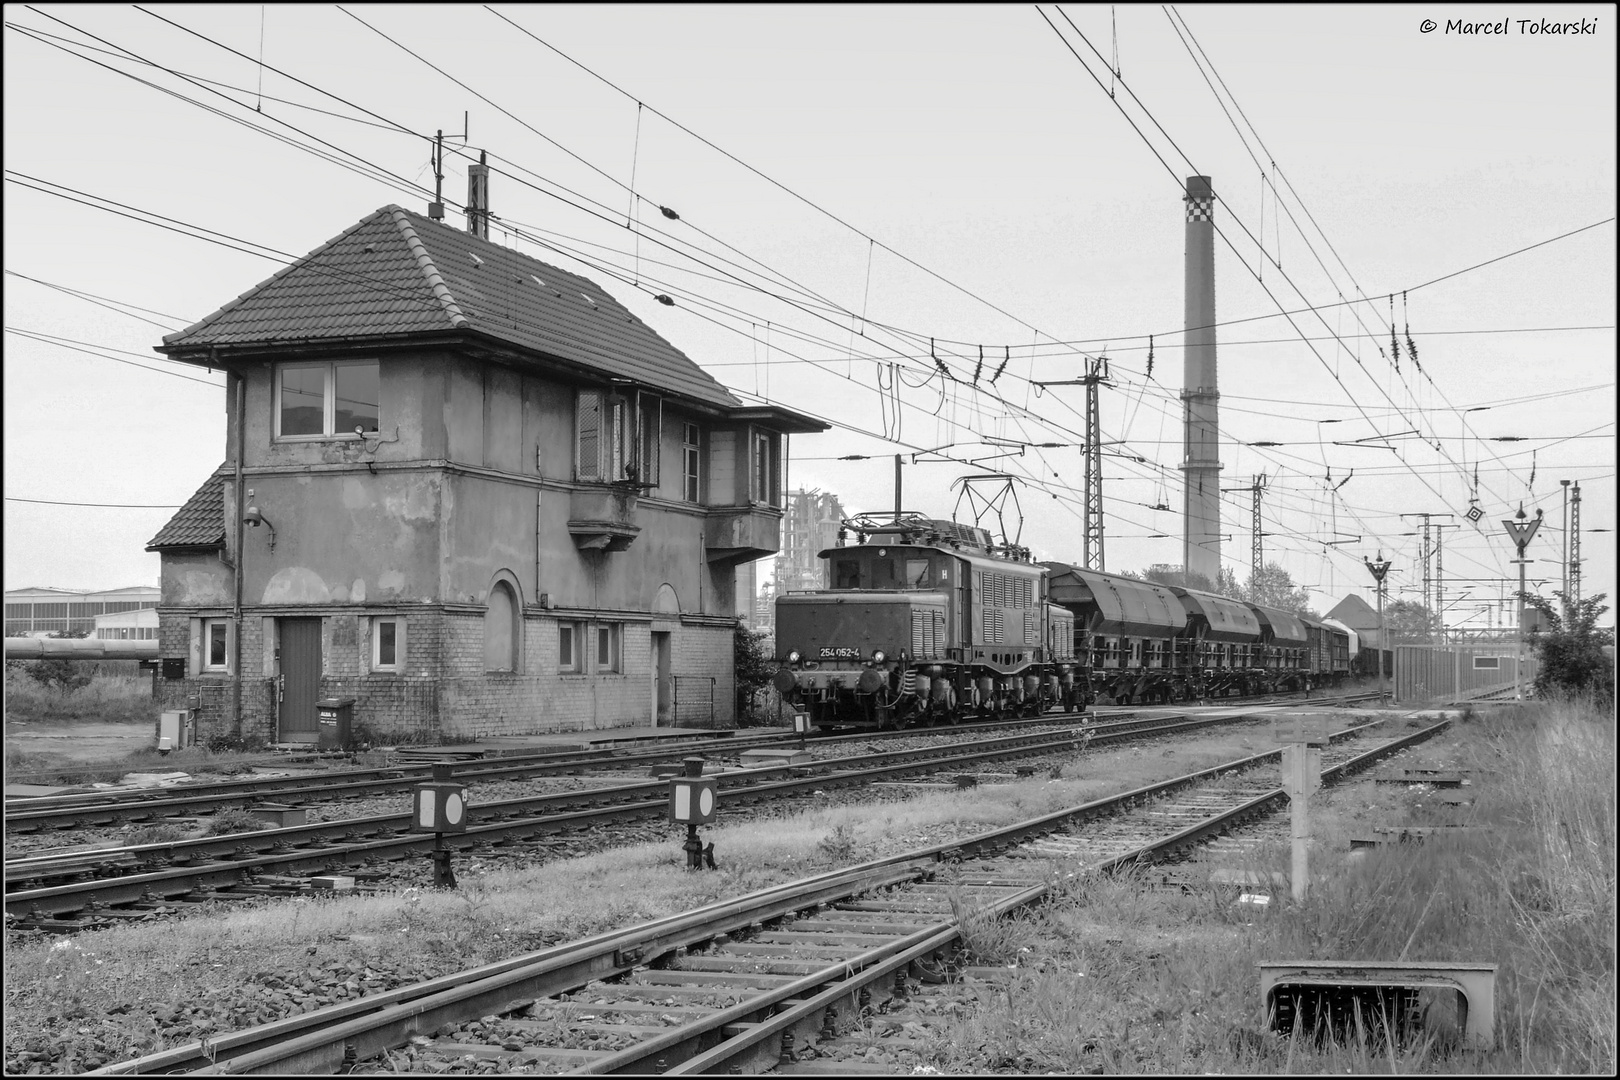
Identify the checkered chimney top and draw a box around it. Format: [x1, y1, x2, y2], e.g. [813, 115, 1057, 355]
[1184, 175, 1215, 222]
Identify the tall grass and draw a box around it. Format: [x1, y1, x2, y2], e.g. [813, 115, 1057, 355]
[4, 667, 159, 724]
[922, 697, 1616, 1074]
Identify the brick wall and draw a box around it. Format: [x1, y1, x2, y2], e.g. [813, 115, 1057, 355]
[152, 609, 739, 743]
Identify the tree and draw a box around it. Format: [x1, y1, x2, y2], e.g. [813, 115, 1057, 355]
[1137, 563, 1243, 598]
[734, 621, 776, 723]
[1245, 563, 1319, 619]
[1525, 591, 1614, 704]
[1383, 599, 1437, 644]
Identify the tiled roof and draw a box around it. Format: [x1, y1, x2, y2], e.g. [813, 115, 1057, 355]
[158, 206, 744, 410]
[146, 465, 228, 550]
[1325, 592, 1380, 629]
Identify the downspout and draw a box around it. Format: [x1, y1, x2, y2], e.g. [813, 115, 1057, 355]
[231, 361, 245, 738]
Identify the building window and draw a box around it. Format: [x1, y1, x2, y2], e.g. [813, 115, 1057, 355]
[577, 390, 660, 484]
[595, 622, 620, 673]
[751, 429, 780, 505]
[203, 618, 229, 672]
[682, 423, 702, 502]
[372, 616, 403, 672]
[636, 393, 661, 486]
[559, 620, 584, 672]
[576, 389, 629, 482]
[484, 582, 519, 672]
[276, 361, 379, 438]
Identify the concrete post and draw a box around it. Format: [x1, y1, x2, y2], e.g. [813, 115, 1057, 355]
[1281, 740, 1322, 902]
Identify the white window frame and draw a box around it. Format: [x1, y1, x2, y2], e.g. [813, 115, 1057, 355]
[203, 618, 230, 673]
[635, 392, 661, 486]
[559, 620, 585, 672]
[275, 360, 380, 440]
[682, 422, 702, 502]
[751, 428, 780, 505]
[371, 616, 404, 673]
[594, 621, 621, 673]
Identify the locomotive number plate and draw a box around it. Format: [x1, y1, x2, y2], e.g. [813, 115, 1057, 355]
[818, 647, 861, 659]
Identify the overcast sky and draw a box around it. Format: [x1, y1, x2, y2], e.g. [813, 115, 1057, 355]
[4, 3, 1614, 632]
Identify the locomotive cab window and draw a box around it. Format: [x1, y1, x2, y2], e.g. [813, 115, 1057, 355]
[834, 559, 862, 589]
[905, 559, 931, 588]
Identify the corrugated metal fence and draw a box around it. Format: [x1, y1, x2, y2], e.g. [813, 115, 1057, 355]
[1394, 643, 1537, 703]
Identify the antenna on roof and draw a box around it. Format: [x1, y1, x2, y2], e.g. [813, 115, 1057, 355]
[428, 112, 469, 222]
[467, 149, 489, 240]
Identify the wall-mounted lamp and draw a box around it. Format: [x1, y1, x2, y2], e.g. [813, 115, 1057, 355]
[243, 488, 276, 551]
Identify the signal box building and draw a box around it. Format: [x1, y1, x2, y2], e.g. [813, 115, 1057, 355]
[146, 205, 824, 746]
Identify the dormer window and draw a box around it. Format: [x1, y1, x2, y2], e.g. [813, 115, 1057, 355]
[275, 361, 379, 438]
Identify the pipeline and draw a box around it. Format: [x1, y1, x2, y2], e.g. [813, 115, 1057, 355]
[4, 638, 160, 660]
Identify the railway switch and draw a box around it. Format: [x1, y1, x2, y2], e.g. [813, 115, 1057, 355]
[412, 762, 468, 888]
[669, 757, 718, 870]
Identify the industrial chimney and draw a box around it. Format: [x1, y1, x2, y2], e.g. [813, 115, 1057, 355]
[1181, 176, 1223, 588]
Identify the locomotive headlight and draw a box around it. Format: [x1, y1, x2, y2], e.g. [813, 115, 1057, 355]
[872, 650, 886, 664]
[786, 650, 801, 665]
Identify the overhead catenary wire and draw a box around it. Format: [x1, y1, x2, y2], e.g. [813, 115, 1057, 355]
[9, 8, 1607, 595]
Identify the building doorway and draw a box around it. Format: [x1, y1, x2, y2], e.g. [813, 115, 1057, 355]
[278, 617, 321, 743]
[652, 630, 673, 726]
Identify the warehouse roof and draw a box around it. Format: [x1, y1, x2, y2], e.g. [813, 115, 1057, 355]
[157, 206, 819, 424]
[146, 465, 227, 551]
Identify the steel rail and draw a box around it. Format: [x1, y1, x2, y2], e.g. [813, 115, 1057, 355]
[7, 707, 1271, 899]
[92, 712, 1435, 1075]
[4, 691, 1379, 824]
[88, 863, 936, 1076]
[11, 715, 1217, 920]
[633, 720, 1450, 1076]
[6, 723, 1096, 882]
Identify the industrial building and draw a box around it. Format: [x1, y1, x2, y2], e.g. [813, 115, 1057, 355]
[749, 488, 847, 634]
[4, 586, 159, 637]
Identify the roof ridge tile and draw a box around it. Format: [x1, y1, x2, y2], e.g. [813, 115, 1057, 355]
[388, 207, 468, 329]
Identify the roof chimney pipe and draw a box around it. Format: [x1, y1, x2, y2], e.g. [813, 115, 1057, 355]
[467, 150, 489, 240]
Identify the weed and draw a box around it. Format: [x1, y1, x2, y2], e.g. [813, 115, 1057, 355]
[815, 823, 859, 863]
[204, 809, 273, 837]
[124, 823, 195, 846]
[946, 881, 1032, 967]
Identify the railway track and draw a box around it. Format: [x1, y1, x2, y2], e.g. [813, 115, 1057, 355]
[3, 691, 1380, 834]
[88, 711, 1443, 1076]
[6, 705, 1297, 927]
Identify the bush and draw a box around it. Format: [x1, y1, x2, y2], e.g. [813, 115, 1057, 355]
[734, 622, 776, 724]
[20, 629, 93, 692]
[1526, 591, 1615, 705]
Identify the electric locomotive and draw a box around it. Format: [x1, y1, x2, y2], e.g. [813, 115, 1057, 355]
[772, 513, 1081, 729]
